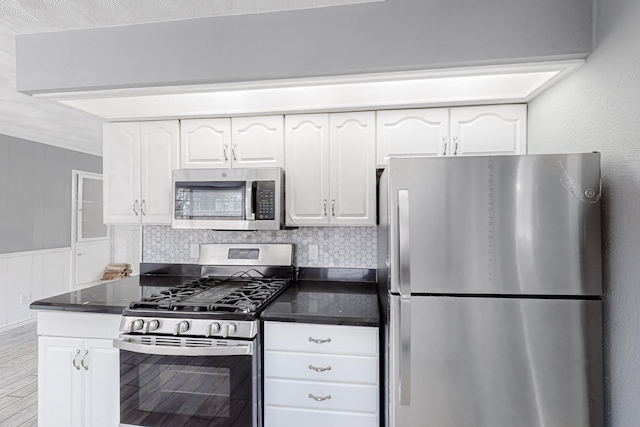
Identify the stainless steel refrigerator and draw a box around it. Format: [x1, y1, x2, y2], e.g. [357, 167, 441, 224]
[377, 153, 603, 427]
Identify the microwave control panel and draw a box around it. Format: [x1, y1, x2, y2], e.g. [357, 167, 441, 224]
[256, 181, 276, 220]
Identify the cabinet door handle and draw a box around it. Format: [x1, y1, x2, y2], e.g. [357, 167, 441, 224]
[232, 143, 237, 161]
[140, 199, 147, 216]
[453, 136, 458, 155]
[308, 337, 331, 344]
[223, 144, 229, 161]
[81, 350, 89, 370]
[442, 136, 447, 155]
[308, 393, 331, 402]
[331, 199, 335, 216]
[309, 364, 332, 372]
[132, 200, 139, 216]
[72, 349, 81, 370]
[323, 200, 328, 216]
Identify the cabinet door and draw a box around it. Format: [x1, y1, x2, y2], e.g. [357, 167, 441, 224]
[376, 108, 449, 167]
[285, 114, 331, 226]
[450, 105, 527, 156]
[329, 112, 376, 225]
[140, 120, 180, 224]
[103, 122, 141, 224]
[39, 337, 83, 427]
[231, 115, 284, 168]
[180, 118, 231, 169]
[83, 339, 120, 427]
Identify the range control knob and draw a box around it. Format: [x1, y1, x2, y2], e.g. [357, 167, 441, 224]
[221, 323, 237, 338]
[206, 322, 221, 337]
[126, 319, 144, 333]
[173, 320, 190, 336]
[144, 319, 160, 334]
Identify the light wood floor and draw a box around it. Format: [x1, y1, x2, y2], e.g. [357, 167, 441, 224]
[0, 321, 38, 427]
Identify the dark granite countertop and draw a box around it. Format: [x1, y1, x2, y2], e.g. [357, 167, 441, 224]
[260, 280, 380, 327]
[29, 265, 380, 325]
[29, 275, 199, 314]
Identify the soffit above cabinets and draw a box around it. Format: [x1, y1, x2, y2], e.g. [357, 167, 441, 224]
[35, 60, 584, 121]
[0, 0, 383, 34]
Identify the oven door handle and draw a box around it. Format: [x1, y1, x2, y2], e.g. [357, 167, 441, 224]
[113, 337, 253, 356]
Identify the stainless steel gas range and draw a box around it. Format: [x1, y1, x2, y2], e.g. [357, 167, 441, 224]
[114, 244, 294, 427]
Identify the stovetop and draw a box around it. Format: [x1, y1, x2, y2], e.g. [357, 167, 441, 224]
[124, 276, 291, 320]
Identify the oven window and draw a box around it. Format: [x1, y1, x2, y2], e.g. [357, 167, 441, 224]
[175, 181, 246, 220]
[120, 352, 254, 427]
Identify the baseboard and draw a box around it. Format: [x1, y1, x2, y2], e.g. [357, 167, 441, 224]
[0, 317, 37, 333]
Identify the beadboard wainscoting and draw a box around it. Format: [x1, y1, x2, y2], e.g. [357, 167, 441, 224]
[143, 226, 376, 268]
[0, 248, 71, 328]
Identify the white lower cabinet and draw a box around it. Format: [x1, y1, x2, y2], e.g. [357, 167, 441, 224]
[37, 312, 121, 427]
[263, 322, 379, 427]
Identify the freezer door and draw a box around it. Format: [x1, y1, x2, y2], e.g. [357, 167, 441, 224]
[388, 295, 603, 427]
[385, 154, 602, 296]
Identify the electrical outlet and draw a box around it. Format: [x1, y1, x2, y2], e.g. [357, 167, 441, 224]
[190, 244, 200, 259]
[308, 245, 319, 261]
[19, 293, 31, 305]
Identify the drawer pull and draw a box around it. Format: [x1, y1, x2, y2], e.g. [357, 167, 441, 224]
[308, 337, 331, 344]
[309, 364, 332, 372]
[309, 393, 332, 402]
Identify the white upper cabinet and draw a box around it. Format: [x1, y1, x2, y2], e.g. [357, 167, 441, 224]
[140, 121, 180, 224]
[376, 105, 526, 166]
[231, 116, 284, 168]
[329, 112, 376, 225]
[449, 104, 527, 156]
[181, 116, 284, 169]
[285, 112, 376, 227]
[180, 118, 231, 169]
[285, 114, 331, 226]
[103, 122, 141, 224]
[376, 108, 449, 166]
[103, 121, 179, 225]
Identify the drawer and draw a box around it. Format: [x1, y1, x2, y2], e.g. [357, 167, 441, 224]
[264, 406, 378, 427]
[264, 322, 378, 355]
[264, 350, 378, 384]
[264, 379, 378, 413]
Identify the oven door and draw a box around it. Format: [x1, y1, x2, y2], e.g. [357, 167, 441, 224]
[114, 335, 259, 427]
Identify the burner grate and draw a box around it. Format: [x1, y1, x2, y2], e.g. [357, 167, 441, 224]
[129, 277, 290, 316]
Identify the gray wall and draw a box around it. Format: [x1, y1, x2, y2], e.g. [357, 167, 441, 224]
[527, 0, 640, 424]
[0, 134, 102, 254]
[16, 0, 593, 93]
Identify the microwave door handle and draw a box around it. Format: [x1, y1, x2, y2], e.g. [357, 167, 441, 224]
[245, 181, 255, 220]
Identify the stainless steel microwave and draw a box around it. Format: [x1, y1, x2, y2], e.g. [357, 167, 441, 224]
[172, 168, 283, 230]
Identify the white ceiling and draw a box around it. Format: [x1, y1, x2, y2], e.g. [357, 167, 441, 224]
[0, 0, 382, 34]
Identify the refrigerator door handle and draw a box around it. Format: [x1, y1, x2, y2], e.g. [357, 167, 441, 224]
[398, 189, 412, 405]
[398, 189, 411, 297]
[400, 297, 412, 405]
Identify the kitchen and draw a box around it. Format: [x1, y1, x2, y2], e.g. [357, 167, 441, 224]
[0, 0, 638, 426]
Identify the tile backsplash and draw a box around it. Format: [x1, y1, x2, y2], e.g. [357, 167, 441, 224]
[143, 226, 377, 268]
